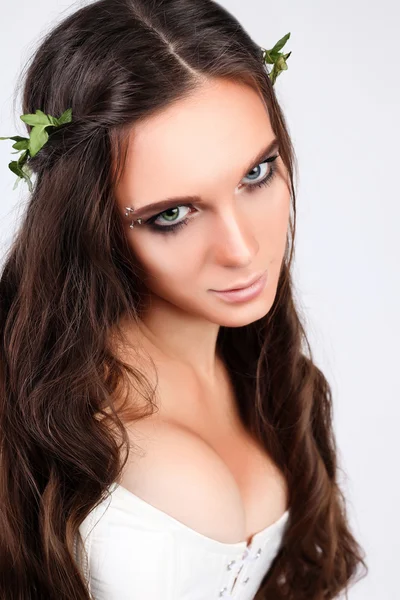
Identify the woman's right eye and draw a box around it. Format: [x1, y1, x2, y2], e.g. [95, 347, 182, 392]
[147, 205, 192, 228]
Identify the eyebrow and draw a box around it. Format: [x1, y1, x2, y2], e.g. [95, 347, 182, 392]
[128, 137, 279, 220]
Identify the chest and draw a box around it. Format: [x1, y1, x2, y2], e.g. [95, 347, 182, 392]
[156, 362, 289, 540]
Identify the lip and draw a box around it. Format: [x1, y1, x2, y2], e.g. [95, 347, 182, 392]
[211, 271, 265, 293]
[209, 270, 268, 304]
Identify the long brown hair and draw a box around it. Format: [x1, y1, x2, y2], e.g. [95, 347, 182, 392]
[0, 0, 367, 597]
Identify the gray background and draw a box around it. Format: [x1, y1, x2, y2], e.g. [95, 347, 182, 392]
[1, 1, 399, 597]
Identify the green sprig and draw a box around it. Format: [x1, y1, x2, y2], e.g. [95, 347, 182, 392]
[263, 32, 292, 86]
[0, 108, 72, 192]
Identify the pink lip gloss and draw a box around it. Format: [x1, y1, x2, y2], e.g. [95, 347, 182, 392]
[210, 271, 268, 303]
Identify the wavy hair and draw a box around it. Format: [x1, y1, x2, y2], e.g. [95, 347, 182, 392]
[0, 0, 367, 597]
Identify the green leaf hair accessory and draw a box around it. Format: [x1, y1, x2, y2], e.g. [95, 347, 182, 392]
[0, 108, 72, 192]
[262, 32, 292, 86]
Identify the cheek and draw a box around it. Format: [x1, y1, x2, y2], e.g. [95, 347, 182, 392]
[270, 196, 290, 243]
[128, 235, 203, 289]
[252, 185, 290, 248]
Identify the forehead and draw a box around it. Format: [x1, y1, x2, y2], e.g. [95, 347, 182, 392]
[116, 79, 273, 206]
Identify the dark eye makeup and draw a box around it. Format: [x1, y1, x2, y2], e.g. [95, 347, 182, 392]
[144, 152, 280, 235]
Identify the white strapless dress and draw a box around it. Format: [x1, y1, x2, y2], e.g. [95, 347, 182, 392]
[73, 482, 290, 600]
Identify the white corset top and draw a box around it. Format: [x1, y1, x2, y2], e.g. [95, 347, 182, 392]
[73, 482, 290, 600]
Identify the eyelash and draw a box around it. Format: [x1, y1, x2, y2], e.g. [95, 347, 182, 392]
[145, 153, 280, 235]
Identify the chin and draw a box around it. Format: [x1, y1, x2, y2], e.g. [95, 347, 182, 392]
[211, 299, 272, 328]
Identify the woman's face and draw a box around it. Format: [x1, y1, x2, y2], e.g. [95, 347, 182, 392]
[114, 78, 291, 328]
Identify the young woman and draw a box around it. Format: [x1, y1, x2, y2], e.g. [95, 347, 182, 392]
[0, 0, 367, 598]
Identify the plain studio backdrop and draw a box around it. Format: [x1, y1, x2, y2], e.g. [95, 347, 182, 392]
[0, 1, 398, 598]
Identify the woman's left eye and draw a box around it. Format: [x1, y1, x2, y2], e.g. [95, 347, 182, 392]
[242, 153, 280, 193]
[145, 153, 280, 235]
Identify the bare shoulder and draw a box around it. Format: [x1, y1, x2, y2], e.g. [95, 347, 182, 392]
[120, 418, 246, 543]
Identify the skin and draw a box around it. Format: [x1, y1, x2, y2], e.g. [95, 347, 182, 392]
[114, 78, 291, 404]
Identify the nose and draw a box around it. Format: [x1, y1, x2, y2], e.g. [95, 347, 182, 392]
[211, 206, 259, 267]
